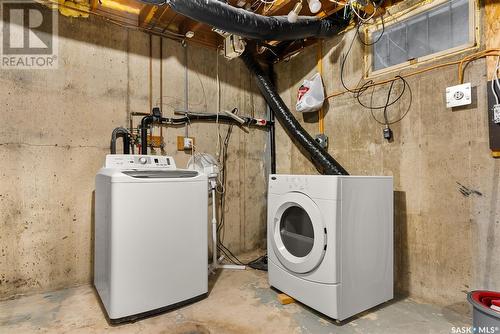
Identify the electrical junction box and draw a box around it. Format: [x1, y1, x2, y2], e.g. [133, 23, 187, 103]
[446, 83, 472, 108]
[213, 29, 246, 60]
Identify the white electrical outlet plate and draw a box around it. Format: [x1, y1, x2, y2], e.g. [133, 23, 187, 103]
[446, 83, 472, 108]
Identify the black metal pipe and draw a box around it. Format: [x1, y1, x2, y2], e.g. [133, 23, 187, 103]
[268, 65, 277, 175]
[241, 51, 348, 175]
[140, 112, 271, 154]
[140, 115, 155, 155]
[110, 127, 131, 154]
[139, 0, 349, 41]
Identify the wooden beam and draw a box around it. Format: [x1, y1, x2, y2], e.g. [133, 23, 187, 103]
[277, 293, 295, 305]
[317, 3, 346, 19]
[260, 0, 293, 16]
[485, 0, 500, 80]
[138, 4, 158, 28]
[90, 0, 99, 11]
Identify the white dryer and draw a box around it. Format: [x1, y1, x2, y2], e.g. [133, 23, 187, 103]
[268, 175, 393, 321]
[94, 155, 208, 323]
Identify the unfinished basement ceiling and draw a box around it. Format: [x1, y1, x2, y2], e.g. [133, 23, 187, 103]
[57, 0, 401, 59]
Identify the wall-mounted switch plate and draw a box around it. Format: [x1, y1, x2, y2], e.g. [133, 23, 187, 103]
[446, 83, 472, 108]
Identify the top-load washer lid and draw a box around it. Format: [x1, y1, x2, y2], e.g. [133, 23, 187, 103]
[122, 170, 198, 179]
[271, 192, 327, 274]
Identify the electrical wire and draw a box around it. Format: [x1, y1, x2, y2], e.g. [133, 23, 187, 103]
[368, 76, 412, 126]
[354, 75, 407, 110]
[338, 14, 413, 131]
[492, 56, 500, 105]
[357, 13, 384, 46]
[212, 106, 266, 270]
[328, 50, 500, 101]
[459, 49, 500, 83]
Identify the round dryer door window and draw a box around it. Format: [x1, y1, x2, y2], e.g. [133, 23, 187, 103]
[280, 206, 315, 258]
[272, 192, 326, 274]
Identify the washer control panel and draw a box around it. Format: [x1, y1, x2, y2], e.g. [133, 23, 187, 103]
[105, 154, 176, 170]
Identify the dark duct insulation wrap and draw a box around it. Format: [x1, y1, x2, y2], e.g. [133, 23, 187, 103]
[140, 0, 349, 41]
[241, 52, 348, 175]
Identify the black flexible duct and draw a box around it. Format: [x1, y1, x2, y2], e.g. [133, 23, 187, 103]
[241, 51, 348, 175]
[140, 0, 349, 41]
[110, 127, 131, 154]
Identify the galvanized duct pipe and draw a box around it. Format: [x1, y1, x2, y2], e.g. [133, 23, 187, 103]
[139, 0, 349, 41]
[241, 52, 348, 175]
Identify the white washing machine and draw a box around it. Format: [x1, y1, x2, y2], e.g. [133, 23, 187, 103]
[94, 155, 208, 323]
[268, 174, 393, 321]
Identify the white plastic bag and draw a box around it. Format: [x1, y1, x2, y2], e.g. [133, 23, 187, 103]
[296, 73, 325, 113]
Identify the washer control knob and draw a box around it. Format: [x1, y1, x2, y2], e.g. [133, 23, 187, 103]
[139, 157, 148, 165]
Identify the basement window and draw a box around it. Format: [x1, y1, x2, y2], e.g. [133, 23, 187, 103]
[368, 0, 475, 74]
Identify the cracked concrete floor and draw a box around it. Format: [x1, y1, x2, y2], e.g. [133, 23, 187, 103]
[0, 269, 471, 333]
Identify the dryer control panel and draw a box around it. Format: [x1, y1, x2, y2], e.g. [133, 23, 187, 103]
[105, 155, 176, 170]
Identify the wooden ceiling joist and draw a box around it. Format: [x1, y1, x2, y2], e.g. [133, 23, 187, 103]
[83, 0, 391, 58]
[138, 4, 159, 28]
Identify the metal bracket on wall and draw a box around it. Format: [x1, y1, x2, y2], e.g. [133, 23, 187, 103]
[315, 133, 329, 149]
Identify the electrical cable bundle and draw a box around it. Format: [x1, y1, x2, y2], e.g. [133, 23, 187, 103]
[215, 109, 267, 270]
[491, 56, 500, 106]
[338, 6, 413, 140]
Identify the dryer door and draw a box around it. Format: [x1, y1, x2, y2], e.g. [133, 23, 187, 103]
[271, 192, 326, 274]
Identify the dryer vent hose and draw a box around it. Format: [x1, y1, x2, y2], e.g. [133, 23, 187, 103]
[139, 0, 349, 41]
[241, 52, 348, 175]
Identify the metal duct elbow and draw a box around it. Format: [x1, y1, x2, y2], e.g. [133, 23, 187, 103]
[141, 0, 349, 41]
[241, 51, 348, 175]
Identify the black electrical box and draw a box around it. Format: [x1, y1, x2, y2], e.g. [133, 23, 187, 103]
[487, 80, 500, 153]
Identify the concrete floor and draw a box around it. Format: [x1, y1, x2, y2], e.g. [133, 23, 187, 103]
[0, 269, 471, 334]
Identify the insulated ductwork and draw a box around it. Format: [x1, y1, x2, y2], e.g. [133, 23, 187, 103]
[140, 0, 349, 41]
[242, 52, 348, 175]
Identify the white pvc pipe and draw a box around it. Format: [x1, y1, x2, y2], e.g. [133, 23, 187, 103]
[211, 187, 217, 270]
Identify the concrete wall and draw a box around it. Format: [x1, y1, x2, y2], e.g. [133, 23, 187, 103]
[0, 13, 268, 299]
[274, 15, 500, 311]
